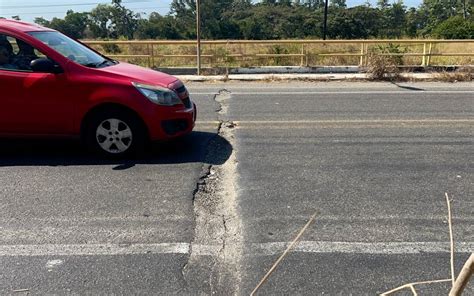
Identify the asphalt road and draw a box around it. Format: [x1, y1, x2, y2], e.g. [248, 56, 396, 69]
[0, 82, 473, 295]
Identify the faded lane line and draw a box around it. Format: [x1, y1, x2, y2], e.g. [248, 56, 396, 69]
[251, 241, 474, 256]
[233, 119, 474, 124]
[231, 119, 474, 128]
[0, 243, 191, 257]
[191, 91, 474, 95]
[195, 121, 221, 125]
[198, 119, 474, 129]
[196, 119, 474, 126]
[194, 121, 222, 129]
[1, 241, 472, 257]
[2, 214, 472, 223]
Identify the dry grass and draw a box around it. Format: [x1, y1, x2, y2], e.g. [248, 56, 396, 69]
[86, 40, 474, 69]
[366, 52, 401, 80]
[435, 67, 473, 82]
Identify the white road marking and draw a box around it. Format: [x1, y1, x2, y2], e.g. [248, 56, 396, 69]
[195, 121, 221, 125]
[251, 241, 474, 256]
[191, 91, 474, 95]
[0, 243, 190, 257]
[191, 244, 222, 256]
[233, 119, 474, 124]
[0, 241, 472, 257]
[46, 259, 63, 270]
[196, 119, 474, 126]
[227, 119, 474, 129]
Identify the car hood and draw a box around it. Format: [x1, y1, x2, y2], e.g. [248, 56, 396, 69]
[97, 62, 178, 88]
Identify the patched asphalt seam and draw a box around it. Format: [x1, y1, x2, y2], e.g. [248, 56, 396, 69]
[182, 89, 243, 295]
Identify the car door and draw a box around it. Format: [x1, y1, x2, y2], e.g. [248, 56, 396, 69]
[0, 33, 73, 135]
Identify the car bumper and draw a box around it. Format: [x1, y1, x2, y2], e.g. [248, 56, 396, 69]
[146, 101, 196, 141]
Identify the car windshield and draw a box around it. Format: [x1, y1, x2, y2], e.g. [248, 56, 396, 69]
[28, 31, 115, 68]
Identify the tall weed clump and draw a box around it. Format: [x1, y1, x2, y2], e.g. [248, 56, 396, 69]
[366, 44, 406, 80]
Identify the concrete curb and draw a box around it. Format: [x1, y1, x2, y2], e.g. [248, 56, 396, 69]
[156, 66, 361, 75]
[176, 73, 436, 82]
[230, 66, 360, 74]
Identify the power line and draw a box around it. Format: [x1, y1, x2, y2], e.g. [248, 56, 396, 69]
[1, 9, 169, 17]
[0, 6, 169, 12]
[0, 6, 170, 18]
[0, 0, 155, 9]
[1, 7, 169, 16]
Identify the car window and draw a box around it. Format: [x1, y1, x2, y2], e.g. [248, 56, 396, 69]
[0, 34, 46, 72]
[0, 34, 18, 71]
[29, 31, 114, 68]
[6, 36, 19, 54]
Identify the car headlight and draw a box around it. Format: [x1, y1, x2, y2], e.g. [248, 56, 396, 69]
[132, 82, 182, 106]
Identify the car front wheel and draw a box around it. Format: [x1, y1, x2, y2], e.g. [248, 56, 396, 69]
[85, 109, 146, 157]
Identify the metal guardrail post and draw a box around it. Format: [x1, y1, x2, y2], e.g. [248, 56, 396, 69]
[427, 42, 433, 67]
[364, 43, 368, 66]
[150, 44, 154, 68]
[146, 44, 151, 68]
[226, 40, 232, 70]
[359, 43, 364, 67]
[301, 44, 305, 66]
[422, 42, 427, 66]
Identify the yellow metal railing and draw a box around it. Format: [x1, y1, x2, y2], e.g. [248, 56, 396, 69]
[83, 39, 474, 69]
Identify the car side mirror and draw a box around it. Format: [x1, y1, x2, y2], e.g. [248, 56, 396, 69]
[30, 58, 63, 74]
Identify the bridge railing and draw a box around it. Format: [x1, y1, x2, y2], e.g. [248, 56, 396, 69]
[83, 39, 474, 69]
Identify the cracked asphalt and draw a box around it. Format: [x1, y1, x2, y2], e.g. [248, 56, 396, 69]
[0, 82, 473, 295]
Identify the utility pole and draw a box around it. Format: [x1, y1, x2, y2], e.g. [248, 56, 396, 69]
[196, 0, 201, 75]
[323, 0, 329, 40]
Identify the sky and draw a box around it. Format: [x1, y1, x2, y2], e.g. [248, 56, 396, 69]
[0, 0, 422, 23]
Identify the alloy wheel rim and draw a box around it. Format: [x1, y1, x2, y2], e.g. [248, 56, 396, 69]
[96, 118, 133, 154]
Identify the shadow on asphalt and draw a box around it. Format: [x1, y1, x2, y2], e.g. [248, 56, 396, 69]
[390, 82, 425, 91]
[0, 131, 232, 169]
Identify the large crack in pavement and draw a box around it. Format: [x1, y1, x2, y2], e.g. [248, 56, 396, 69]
[183, 89, 243, 295]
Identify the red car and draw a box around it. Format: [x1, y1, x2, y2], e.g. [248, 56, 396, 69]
[0, 19, 196, 157]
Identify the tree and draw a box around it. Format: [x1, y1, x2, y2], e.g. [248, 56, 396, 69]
[89, 0, 139, 39]
[418, 0, 458, 34]
[386, 1, 406, 37]
[170, 0, 240, 39]
[433, 15, 474, 38]
[25, 0, 473, 40]
[34, 11, 89, 39]
[135, 13, 183, 39]
[111, 0, 140, 39]
[302, 0, 325, 9]
[34, 17, 51, 27]
[89, 4, 116, 38]
[328, 6, 381, 39]
[405, 7, 426, 37]
[62, 11, 90, 39]
[377, 0, 389, 9]
[331, 0, 347, 8]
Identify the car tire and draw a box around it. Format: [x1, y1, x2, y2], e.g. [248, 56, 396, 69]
[84, 108, 147, 158]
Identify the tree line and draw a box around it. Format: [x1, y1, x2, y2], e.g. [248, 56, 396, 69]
[6, 0, 474, 39]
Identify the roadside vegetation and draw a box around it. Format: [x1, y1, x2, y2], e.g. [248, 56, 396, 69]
[79, 41, 472, 70]
[2, 0, 471, 71]
[2, 0, 472, 41]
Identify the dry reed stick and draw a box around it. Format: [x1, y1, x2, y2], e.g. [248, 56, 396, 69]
[446, 192, 455, 287]
[250, 211, 317, 296]
[381, 279, 451, 295]
[449, 253, 474, 296]
[381, 192, 457, 295]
